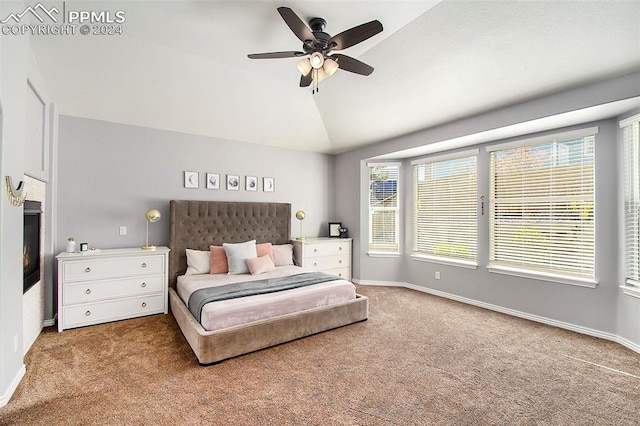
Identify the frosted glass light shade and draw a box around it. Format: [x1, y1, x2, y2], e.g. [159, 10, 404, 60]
[311, 68, 326, 82]
[297, 59, 312, 76]
[309, 52, 324, 69]
[323, 58, 339, 76]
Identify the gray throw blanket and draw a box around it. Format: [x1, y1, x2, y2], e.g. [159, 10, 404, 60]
[188, 272, 341, 323]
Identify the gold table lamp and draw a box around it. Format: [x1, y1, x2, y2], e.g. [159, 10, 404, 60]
[295, 210, 306, 241]
[142, 209, 161, 250]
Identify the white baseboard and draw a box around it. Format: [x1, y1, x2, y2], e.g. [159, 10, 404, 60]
[0, 364, 25, 408]
[43, 314, 56, 328]
[356, 279, 640, 355]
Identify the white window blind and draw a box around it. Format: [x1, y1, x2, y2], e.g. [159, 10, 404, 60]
[489, 130, 596, 280]
[622, 114, 640, 286]
[368, 163, 400, 253]
[413, 151, 477, 261]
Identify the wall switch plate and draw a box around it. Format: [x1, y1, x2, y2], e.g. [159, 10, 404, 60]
[435, 271, 441, 280]
[119, 226, 127, 236]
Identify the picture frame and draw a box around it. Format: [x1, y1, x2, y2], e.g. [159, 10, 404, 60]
[184, 171, 199, 189]
[226, 174, 240, 191]
[246, 176, 258, 191]
[329, 222, 342, 237]
[263, 177, 275, 192]
[206, 173, 220, 190]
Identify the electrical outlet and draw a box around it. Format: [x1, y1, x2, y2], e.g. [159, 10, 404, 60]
[435, 271, 441, 280]
[119, 226, 127, 236]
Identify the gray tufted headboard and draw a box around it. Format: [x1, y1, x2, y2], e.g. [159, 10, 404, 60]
[168, 200, 291, 288]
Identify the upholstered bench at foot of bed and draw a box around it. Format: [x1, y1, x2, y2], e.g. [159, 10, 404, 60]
[169, 288, 369, 365]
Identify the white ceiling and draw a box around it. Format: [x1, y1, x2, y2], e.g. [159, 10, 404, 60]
[29, 0, 640, 154]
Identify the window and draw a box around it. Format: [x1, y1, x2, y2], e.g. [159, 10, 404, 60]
[412, 150, 478, 264]
[488, 128, 597, 283]
[368, 163, 400, 253]
[622, 114, 640, 287]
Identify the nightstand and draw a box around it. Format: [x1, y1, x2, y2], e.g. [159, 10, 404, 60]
[292, 238, 352, 280]
[56, 247, 170, 332]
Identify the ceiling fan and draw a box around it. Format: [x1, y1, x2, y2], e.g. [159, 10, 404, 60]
[247, 7, 383, 92]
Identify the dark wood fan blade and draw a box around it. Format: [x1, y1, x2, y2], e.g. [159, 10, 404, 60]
[300, 73, 312, 87]
[248, 51, 306, 59]
[278, 7, 316, 43]
[328, 20, 383, 51]
[331, 54, 374, 76]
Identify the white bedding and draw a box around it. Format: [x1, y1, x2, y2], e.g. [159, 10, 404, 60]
[177, 265, 356, 332]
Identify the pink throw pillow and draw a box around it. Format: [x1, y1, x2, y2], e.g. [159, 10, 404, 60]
[209, 246, 229, 274]
[246, 255, 276, 275]
[256, 243, 274, 261]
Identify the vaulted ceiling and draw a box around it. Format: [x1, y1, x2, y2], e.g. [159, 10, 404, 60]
[29, 0, 640, 154]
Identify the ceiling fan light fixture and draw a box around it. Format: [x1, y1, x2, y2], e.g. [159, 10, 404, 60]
[309, 52, 324, 69]
[311, 67, 326, 82]
[297, 58, 312, 76]
[323, 58, 339, 76]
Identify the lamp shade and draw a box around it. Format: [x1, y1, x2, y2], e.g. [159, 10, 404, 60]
[309, 52, 324, 69]
[146, 209, 161, 223]
[311, 68, 326, 82]
[297, 58, 312, 76]
[323, 58, 339, 76]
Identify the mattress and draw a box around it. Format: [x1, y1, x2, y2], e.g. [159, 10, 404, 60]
[177, 265, 356, 332]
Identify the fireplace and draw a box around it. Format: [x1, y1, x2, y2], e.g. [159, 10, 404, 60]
[24, 200, 41, 293]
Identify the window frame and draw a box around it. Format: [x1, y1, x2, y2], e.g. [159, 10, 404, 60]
[621, 113, 640, 297]
[486, 127, 598, 287]
[411, 149, 479, 268]
[367, 162, 401, 255]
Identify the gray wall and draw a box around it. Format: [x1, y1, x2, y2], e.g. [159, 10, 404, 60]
[56, 116, 336, 254]
[335, 72, 640, 348]
[0, 1, 28, 404]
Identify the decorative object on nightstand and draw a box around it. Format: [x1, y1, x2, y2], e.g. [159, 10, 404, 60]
[339, 226, 349, 238]
[56, 247, 170, 332]
[328, 222, 341, 237]
[292, 237, 352, 280]
[295, 210, 306, 241]
[142, 209, 161, 250]
[66, 237, 76, 253]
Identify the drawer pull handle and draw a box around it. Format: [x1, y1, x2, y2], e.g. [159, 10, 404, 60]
[141, 282, 147, 288]
[141, 302, 147, 308]
[85, 267, 91, 273]
[141, 263, 147, 268]
[338, 273, 342, 277]
[85, 310, 91, 316]
[339, 247, 343, 251]
[85, 289, 91, 294]
[339, 260, 342, 264]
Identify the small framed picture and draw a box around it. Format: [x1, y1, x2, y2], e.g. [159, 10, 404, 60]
[184, 171, 199, 189]
[206, 173, 220, 190]
[263, 177, 275, 192]
[226, 174, 240, 191]
[80, 242, 89, 252]
[246, 176, 258, 191]
[329, 222, 342, 237]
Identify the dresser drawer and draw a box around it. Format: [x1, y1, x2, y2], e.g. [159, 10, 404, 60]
[305, 241, 350, 258]
[324, 267, 351, 280]
[304, 255, 350, 271]
[64, 275, 164, 304]
[62, 294, 165, 328]
[63, 255, 164, 282]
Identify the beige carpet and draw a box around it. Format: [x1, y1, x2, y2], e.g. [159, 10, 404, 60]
[1, 285, 639, 425]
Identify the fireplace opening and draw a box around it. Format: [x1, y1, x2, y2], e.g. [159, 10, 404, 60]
[24, 200, 41, 293]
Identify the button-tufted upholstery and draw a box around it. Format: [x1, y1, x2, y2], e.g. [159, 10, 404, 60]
[168, 200, 291, 288]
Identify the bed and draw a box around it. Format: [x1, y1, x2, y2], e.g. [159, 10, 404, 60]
[168, 200, 369, 365]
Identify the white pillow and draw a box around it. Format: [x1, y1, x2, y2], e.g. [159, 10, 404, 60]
[223, 240, 257, 275]
[273, 244, 294, 266]
[185, 249, 211, 275]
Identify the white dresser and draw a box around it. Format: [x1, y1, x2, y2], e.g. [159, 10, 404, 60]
[292, 238, 352, 281]
[56, 247, 170, 332]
